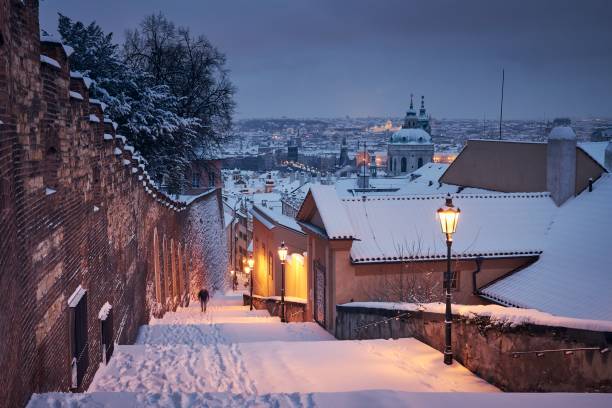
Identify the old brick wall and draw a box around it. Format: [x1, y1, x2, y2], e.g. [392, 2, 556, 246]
[335, 305, 612, 392]
[0, 1, 228, 407]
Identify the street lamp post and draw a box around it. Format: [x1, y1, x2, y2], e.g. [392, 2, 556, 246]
[247, 255, 255, 310]
[437, 194, 461, 365]
[277, 242, 288, 323]
[233, 234, 238, 290]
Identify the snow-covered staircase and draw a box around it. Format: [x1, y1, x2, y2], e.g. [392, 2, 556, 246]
[87, 293, 332, 396]
[28, 292, 510, 408]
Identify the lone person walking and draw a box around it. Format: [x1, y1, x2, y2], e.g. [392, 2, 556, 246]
[198, 288, 210, 312]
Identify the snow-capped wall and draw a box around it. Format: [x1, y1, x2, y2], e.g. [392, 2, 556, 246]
[336, 303, 611, 392]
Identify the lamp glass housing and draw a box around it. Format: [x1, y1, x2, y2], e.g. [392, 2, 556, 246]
[247, 255, 254, 269]
[278, 242, 288, 262]
[437, 196, 460, 237]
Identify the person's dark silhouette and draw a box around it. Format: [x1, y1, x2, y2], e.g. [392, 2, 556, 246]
[198, 288, 210, 312]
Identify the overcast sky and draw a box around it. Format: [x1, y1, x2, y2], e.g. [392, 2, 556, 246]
[39, 0, 612, 119]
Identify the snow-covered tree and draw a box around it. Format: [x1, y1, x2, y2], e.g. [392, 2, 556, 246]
[124, 13, 235, 159]
[56, 13, 234, 194]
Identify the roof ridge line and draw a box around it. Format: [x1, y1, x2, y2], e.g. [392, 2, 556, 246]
[340, 192, 551, 202]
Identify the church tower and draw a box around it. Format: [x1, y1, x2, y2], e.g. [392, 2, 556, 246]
[387, 94, 434, 176]
[402, 94, 419, 129]
[338, 136, 350, 167]
[418, 95, 432, 134]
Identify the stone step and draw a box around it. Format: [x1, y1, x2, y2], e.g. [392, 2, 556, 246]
[151, 307, 275, 325]
[136, 321, 334, 346]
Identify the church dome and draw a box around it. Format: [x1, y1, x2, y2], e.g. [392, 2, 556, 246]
[390, 127, 432, 144]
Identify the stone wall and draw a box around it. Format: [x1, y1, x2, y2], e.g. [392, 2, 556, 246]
[0, 1, 228, 406]
[335, 305, 611, 392]
[244, 294, 307, 323]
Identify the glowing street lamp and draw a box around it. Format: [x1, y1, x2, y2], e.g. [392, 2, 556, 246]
[247, 255, 255, 310]
[438, 195, 460, 240]
[277, 242, 288, 323]
[247, 254, 255, 269]
[437, 194, 461, 365]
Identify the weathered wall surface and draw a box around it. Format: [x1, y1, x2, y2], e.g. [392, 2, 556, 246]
[0, 1, 228, 407]
[335, 305, 611, 392]
[183, 191, 229, 296]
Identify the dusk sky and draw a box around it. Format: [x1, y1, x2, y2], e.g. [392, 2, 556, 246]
[39, 0, 612, 120]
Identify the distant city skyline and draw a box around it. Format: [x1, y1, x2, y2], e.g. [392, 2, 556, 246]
[39, 0, 612, 120]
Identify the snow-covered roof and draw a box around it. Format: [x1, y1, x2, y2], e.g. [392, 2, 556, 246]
[308, 185, 355, 239]
[333, 166, 473, 198]
[578, 142, 609, 170]
[252, 192, 281, 203]
[411, 162, 449, 181]
[304, 186, 556, 261]
[481, 174, 612, 321]
[347, 192, 555, 263]
[251, 204, 304, 234]
[223, 211, 234, 229]
[390, 128, 431, 144]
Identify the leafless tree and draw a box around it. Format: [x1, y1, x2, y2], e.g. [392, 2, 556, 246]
[359, 238, 445, 305]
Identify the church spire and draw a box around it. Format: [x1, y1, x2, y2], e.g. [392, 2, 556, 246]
[409, 93, 414, 110]
[419, 95, 426, 118]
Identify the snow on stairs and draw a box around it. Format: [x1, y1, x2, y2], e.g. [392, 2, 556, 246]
[87, 292, 333, 396]
[28, 292, 532, 407]
[27, 390, 612, 408]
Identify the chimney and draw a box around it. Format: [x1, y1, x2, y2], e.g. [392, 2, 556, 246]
[605, 141, 612, 172]
[546, 126, 576, 206]
[357, 163, 370, 189]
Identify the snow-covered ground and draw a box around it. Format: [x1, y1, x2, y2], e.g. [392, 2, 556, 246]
[28, 391, 612, 408]
[28, 293, 612, 407]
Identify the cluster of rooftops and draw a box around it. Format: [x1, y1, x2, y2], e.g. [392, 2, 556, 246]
[255, 128, 612, 322]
